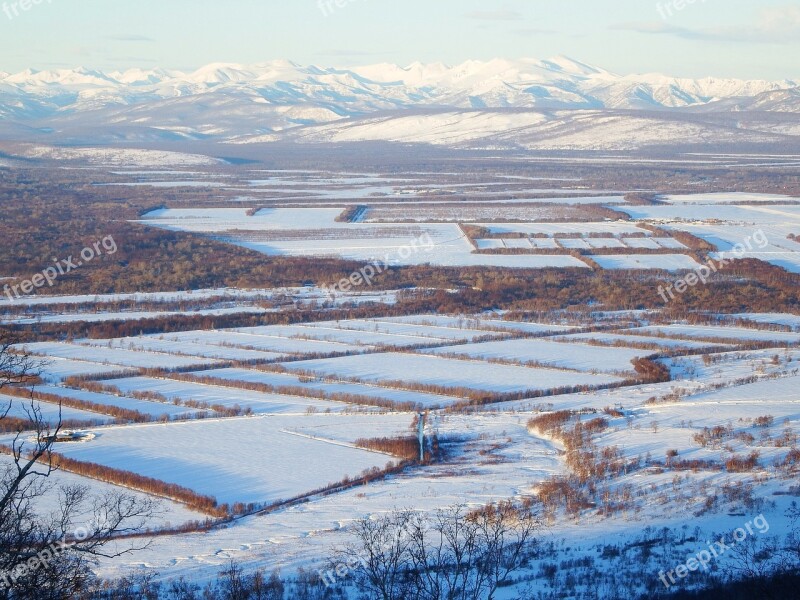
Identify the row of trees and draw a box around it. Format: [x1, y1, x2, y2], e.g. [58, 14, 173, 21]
[1, 329, 159, 599]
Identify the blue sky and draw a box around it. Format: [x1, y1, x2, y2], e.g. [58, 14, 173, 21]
[1, 0, 798, 79]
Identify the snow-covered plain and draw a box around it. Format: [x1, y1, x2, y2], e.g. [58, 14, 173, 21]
[281, 352, 624, 393]
[9, 307, 800, 596]
[2, 306, 268, 325]
[19, 342, 220, 370]
[592, 254, 703, 271]
[190, 367, 459, 408]
[631, 324, 800, 343]
[98, 376, 354, 415]
[424, 338, 646, 374]
[47, 416, 407, 505]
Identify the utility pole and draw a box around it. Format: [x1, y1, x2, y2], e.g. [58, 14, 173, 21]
[418, 412, 425, 462]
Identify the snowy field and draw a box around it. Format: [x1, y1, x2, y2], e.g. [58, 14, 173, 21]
[2, 306, 267, 325]
[556, 332, 719, 350]
[382, 314, 578, 335]
[48, 416, 406, 505]
[191, 367, 460, 408]
[0, 393, 113, 425]
[20, 342, 220, 370]
[8, 301, 800, 595]
[631, 324, 800, 343]
[281, 352, 624, 393]
[592, 254, 702, 271]
[79, 336, 287, 362]
[36, 359, 137, 383]
[724, 312, 800, 330]
[475, 222, 649, 236]
[232, 323, 458, 347]
[34, 385, 210, 419]
[424, 338, 646, 374]
[157, 329, 368, 356]
[305, 319, 506, 342]
[98, 376, 354, 414]
[0, 454, 207, 531]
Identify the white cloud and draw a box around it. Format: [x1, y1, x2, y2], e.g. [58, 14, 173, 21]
[465, 9, 523, 21]
[616, 5, 800, 44]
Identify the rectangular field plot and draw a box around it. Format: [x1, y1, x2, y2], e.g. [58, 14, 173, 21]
[192, 367, 460, 408]
[19, 342, 219, 370]
[312, 319, 504, 342]
[530, 238, 560, 249]
[555, 332, 718, 350]
[474, 222, 648, 236]
[233, 324, 447, 347]
[1, 306, 267, 325]
[727, 313, 800, 330]
[622, 237, 661, 249]
[0, 394, 113, 425]
[475, 239, 505, 250]
[160, 330, 366, 356]
[34, 385, 209, 419]
[0, 454, 206, 530]
[592, 255, 701, 271]
[559, 238, 592, 250]
[631, 325, 800, 344]
[382, 315, 577, 335]
[101, 376, 351, 414]
[424, 339, 645, 374]
[585, 238, 628, 249]
[50, 417, 397, 505]
[36, 359, 137, 383]
[80, 336, 286, 362]
[281, 353, 623, 394]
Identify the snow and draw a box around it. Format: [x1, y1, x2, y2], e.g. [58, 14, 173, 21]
[139, 208, 592, 269]
[476, 222, 648, 236]
[231, 323, 455, 347]
[308, 319, 505, 342]
[19, 342, 220, 370]
[424, 338, 646, 374]
[2, 307, 268, 325]
[49, 416, 406, 505]
[0, 287, 281, 307]
[632, 325, 800, 343]
[100, 376, 354, 415]
[557, 332, 720, 350]
[191, 367, 459, 408]
[281, 353, 624, 394]
[23, 146, 221, 167]
[382, 315, 578, 335]
[80, 336, 286, 362]
[34, 385, 209, 419]
[7, 308, 797, 594]
[726, 312, 800, 330]
[154, 330, 367, 356]
[0, 393, 113, 425]
[0, 286, 401, 309]
[36, 359, 137, 383]
[664, 193, 799, 204]
[592, 254, 702, 271]
[0, 454, 206, 531]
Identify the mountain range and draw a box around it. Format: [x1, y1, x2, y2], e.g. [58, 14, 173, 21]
[1, 57, 799, 151]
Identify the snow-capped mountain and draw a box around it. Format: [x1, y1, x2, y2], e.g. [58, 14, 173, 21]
[0, 57, 798, 150]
